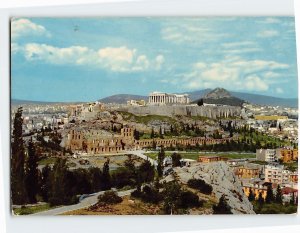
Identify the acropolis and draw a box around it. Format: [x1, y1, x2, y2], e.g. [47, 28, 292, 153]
[148, 91, 190, 105]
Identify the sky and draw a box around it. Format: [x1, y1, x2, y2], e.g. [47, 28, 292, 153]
[11, 17, 298, 102]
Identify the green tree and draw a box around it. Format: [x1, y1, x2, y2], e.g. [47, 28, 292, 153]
[25, 139, 39, 203]
[265, 185, 274, 204]
[150, 127, 155, 139]
[213, 195, 232, 214]
[157, 147, 165, 177]
[248, 188, 255, 202]
[159, 126, 164, 139]
[40, 165, 51, 202]
[11, 107, 27, 204]
[162, 181, 181, 214]
[197, 98, 204, 106]
[257, 192, 265, 210]
[102, 159, 111, 190]
[275, 185, 282, 204]
[48, 158, 71, 206]
[133, 129, 140, 140]
[124, 154, 135, 172]
[171, 153, 182, 167]
[290, 192, 296, 205]
[88, 167, 103, 192]
[152, 140, 157, 150]
[138, 159, 155, 183]
[179, 190, 202, 209]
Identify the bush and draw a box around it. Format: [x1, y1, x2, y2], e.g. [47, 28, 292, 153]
[140, 185, 163, 204]
[187, 179, 213, 195]
[131, 185, 162, 204]
[97, 191, 122, 204]
[179, 190, 203, 209]
[213, 195, 232, 214]
[131, 189, 142, 198]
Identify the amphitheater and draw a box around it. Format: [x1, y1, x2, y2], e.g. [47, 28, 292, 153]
[65, 126, 234, 155]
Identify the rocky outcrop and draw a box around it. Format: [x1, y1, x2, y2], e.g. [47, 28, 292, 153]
[124, 105, 241, 119]
[204, 88, 232, 99]
[163, 162, 255, 214]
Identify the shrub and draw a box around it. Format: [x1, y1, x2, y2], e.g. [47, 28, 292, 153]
[213, 194, 232, 214]
[179, 190, 203, 209]
[131, 189, 142, 198]
[187, 179, 213, 195]
[131, 185, 162, 204]
[97, 191, 122, 204]
[140, 185, 163, 204]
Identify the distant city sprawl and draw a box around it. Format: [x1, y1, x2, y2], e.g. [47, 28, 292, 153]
[11, 88, 298, 215]
[10, 17, 298, 216]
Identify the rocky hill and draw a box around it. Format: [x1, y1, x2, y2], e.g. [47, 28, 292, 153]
[164, 161, 255, 214]
[203, 88, 232, 99]
[198, 88, 245, 107]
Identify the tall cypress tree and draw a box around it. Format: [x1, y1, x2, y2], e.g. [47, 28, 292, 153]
[248, 188, 255, 202]
[11, 107, 27, 204]
[25, 139, 39, 203]
[150, 127, 155, 139]
[265, 185, 274, 204]
[40, 165, 51, 202]
[102, 159, 111, 190]
[157, 147, 165, 177]
[48, 158, 69, 206]
[275, 185, 282, 204]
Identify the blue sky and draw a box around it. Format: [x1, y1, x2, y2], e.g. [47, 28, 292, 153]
[11, 17, 297, 102]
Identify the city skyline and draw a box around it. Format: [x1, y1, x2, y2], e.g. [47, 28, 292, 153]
[11, 17, 298, 102]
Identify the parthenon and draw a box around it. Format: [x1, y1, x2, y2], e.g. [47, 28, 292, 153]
[148, 91, 190, 105]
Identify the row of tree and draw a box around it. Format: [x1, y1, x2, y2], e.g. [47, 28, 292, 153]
[249, 184, 297, 207]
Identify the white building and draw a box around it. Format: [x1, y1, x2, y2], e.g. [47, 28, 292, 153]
[256, 149, 277, 162]
[264, 164, 291, 185]
[148, 91, 190, 105]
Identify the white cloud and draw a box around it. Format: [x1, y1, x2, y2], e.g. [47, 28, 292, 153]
[178, 56, 289, 92]
[221, 41, 262, 54]
[15, 43, 164, 73]
[161, 21, 229, 45]
[223, 47, 262, 55]
[258, 17, 282, 24]
[275, 87, 284, 94]
[11, 43, 21, 54]
[154, 55, 165, 70]
[221, 41, 257, 49]
[11, 18, 50, 40]
[263, 71, 281, 79]
[257, 30, 279, 38]
[244, 75, 268, 91]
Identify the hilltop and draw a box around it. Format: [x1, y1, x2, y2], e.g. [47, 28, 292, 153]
[193, 88, 245, 107]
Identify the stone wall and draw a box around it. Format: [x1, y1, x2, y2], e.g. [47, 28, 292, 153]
[124, 105, 241, 119]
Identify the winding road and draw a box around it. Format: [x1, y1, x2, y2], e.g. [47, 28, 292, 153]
[31, 150, 155, 216]
[31, 189, 134, 216]
[127, 150, 158, 167]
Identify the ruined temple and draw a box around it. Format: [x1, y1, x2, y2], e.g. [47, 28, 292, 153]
[65, 126, 234, 155]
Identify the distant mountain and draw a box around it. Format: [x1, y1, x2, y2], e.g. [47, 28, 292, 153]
[186, 88, 297, 108]
[12, 88, 297, 108]
[203, 88, 233, 99]
[182, 89, 212, 101]
[11, 99, 57, 105]
[11, 99, 84, 105]
[230, 91, 298, 108]
[192, 88, 245, 107]
[99, 94, 147, 104]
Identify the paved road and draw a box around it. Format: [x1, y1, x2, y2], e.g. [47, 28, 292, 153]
[31, 189, 134, 216]
[127, 150, 158, 167]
